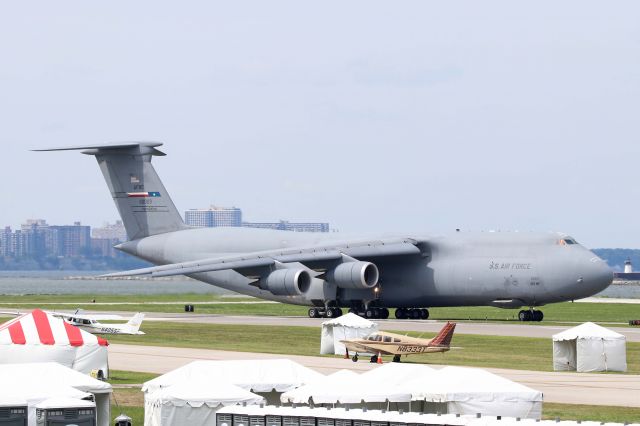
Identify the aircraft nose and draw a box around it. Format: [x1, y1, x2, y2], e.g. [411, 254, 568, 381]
[580, 253, 613, 296]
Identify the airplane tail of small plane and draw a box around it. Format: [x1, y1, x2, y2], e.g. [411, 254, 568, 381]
[34, 143, 187, 241]
[429, 322, 456, 348]
[126, 312, 145, 334]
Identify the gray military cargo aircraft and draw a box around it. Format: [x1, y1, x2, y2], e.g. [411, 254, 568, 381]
[37, 142, 613, 322]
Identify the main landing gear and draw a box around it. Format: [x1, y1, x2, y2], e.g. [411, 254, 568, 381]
[349, 307, 390, 319]
[518, 309, 543, 322]
[308, 307, 343, 319]
[394, 308, 429, 320]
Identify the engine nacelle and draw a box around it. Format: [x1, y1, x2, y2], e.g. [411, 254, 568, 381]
[326, 261, 379, 290]
[262, 268, 312, 296]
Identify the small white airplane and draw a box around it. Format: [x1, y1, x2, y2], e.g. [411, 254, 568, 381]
[58, 310, 146, 335]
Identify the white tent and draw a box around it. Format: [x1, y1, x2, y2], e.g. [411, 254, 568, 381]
[143, 359, 323, 405]
[280, 370, 360, 404]
[0, 309, 109, 377]
[360, 363, 435, 386]
[320, 313, 378, 355]
[0, 362, 112, 426]
[145, 381, 264, 426]
[552, 322, 627, 372]
[281, 368, 412, 405]
[405, 366, 543, 419]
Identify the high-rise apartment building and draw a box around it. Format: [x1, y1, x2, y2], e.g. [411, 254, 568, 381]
[48, 222, 91, 257]
[185, 206, 329, 232]
[242, 220, 330, 233]
[185, 206, 242, 227]
[92, 220, 127, 242]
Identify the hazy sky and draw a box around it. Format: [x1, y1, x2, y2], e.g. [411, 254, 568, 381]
[1, 1, 639, 248]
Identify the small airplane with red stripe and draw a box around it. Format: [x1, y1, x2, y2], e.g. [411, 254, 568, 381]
[341, 321, 458, 363]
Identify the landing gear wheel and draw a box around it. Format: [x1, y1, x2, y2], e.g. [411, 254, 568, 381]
[352, 354, 359, 362]
[325, 308, 336, 319]
[380, 308, 390, 319]
[518, 310, 528, 321]
[411, 309, 421, 320]
[348, 308, 358, 315]
[370, 355, 378, 363]
[334, 308, 343, 317]
[420, 309, 429, 320]
[395, 308, 406, 319]
[392, 355, 401, 363]
[518, 310, 538, 321]
[308, 308, 319, 318]
[365, 309, 376, 319]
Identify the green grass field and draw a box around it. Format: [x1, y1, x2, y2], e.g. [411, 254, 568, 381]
[103, 322, 640, 373]
[0, 293, 638, 325]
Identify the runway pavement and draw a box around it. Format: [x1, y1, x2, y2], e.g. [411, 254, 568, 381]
[109, 343, 640, 407]
[139, 313, 640, 342]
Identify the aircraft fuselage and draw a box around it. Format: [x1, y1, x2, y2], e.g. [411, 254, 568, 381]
[117, 227, 612, 309]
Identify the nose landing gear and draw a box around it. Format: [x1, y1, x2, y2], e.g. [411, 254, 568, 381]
[518, 309, 543, 322]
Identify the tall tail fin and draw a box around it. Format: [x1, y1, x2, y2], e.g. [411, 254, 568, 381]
[430, 322, 456, 347]
[34, 142, 187, 240]
[126, 312, 145, 333]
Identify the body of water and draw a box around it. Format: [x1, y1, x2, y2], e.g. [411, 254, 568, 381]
[0, 271, 638, 298]
[0, 271, 231, 295]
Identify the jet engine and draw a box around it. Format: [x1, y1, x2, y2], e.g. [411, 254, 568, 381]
[326, 261, 379, 290]
[262, 268, 312, 296]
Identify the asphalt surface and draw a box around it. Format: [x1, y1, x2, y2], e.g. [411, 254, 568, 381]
[109, 343, 640, 408]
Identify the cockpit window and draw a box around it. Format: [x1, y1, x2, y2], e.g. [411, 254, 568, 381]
[559, 237, 578, 245]
[368, 335, 377, 341]
[383, 336, 392, 343]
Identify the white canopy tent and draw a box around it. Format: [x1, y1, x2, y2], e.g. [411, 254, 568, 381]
[405, 366, 543, 419]
[0, 309, 109, 377]
[143, 359, 323, 405]
[320, 313, 378, 355]
[552, 322, 627, 372]
[281, 368, 412, 406]
[360, 363, 435, 386]
[281, 364, 540, 418]
[144, 381, 264, 426]
[280, 370, 360, 404]
[0, 362, 111, 426]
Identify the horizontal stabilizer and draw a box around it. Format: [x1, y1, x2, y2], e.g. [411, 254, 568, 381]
[32, 142, 166, 155]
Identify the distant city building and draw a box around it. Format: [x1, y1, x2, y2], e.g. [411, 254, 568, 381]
[242, 220, 330, 233]
[0, 220, 91, 258]
[92, 220, 127, 242]
[91, 237, 120, 258]
[185, 206, 242, 227]
[185, 205, 329, 233]
[0, 227, 11, 257]
[48, 222, 91, 257]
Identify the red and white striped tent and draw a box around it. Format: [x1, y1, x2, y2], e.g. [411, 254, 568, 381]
[0, 309, 109, 377]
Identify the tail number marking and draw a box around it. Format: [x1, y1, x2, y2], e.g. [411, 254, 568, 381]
[398, 345, 425, 353]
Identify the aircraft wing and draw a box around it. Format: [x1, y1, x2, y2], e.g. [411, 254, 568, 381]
[49, 312, 123, 321]
[103, 237, 424, 279]
[340, 340, 396, 355]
